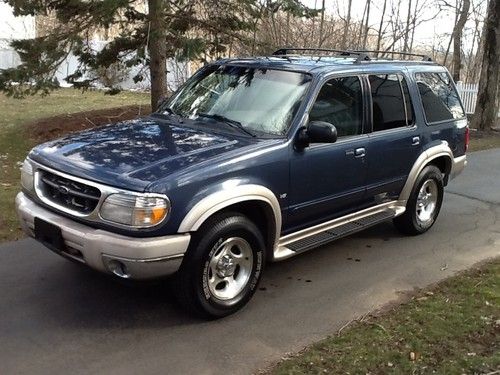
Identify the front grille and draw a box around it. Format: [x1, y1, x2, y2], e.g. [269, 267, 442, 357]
[38, 170, 101, 214]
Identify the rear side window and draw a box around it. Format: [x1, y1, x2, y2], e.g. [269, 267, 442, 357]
[309, 76, 363, 138]
[369, 74, 413, 131]
[415, 72, 465, 123]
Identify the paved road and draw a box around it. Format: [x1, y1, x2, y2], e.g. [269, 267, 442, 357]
[1, 149, 499, 375]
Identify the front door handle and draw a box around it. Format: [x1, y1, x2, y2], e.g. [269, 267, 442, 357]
[354, 147, 366, 158]
[412, 136, 420, 146]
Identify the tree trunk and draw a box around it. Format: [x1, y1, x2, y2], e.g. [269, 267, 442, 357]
[471, 0, 500, 130]
[148, 0, 167, 111]
[452, 0, 471, 81]
[465, 17, 480, 83]
[319, 0, 326, 47]
[444, 2, 460, 67]
[409, 0, 419, 54]
[403, 0, 412, 55]
[357, 1, 368, 48]
[470, 15, 486, 83]
[362, 0, 371, 49]
[342, 0, 353, 49]
[376, 0, 387, 54]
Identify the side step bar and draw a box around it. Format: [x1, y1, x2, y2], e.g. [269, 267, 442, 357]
[273, 200, 406, 261]
[287, 210, 394, 253]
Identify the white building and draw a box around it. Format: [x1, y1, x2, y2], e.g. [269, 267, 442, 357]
[0, 3, 35, 68]
[0, 4, 189, 90]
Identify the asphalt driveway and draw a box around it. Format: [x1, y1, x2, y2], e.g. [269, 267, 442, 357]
[1, 149, 499, 374]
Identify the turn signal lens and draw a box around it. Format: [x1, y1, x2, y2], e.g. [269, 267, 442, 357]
[100, 194, 170, 227]
[20, 158, 34, 191]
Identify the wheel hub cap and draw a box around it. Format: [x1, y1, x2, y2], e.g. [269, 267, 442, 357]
[206, 237, 254, 301]
[216, 254, 236, 277]
[416, 179, 438, 224]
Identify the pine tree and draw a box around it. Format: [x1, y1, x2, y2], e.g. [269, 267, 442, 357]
[0, 0, 256, 110]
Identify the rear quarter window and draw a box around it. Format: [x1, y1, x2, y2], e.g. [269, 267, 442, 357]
[415, 72, 465, 123]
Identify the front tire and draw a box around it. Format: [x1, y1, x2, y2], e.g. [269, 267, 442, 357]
[174, 212, 265, 319]
[394, 165, 444, 235]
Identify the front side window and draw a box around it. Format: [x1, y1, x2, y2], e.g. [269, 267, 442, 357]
[309, 76, 363, 138]
[369, 74, 413, 131]
[415, 72, 465, 123]
[163, 65, 312, 136]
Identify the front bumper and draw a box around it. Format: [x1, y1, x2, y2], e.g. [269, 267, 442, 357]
[16, 192, 190, 279]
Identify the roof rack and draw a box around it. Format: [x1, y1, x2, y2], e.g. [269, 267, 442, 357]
[272, 48, 370, 63]
[352, 50, 432, 62]
[272, 47, 432, 62]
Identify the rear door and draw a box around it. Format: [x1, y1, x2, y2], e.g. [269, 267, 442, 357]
[414, 71, 467, 156]
[364, 72, 422, 201]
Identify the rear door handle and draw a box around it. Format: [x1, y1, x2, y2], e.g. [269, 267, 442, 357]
[412, 136, 420, 146]
[354, 147, 366, 158]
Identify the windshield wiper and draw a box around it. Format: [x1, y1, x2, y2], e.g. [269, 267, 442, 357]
[162, 107, 184, 123]
[197, 113, 256, 137]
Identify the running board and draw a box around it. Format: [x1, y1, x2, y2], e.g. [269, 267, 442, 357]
[273, 201, 406, 261]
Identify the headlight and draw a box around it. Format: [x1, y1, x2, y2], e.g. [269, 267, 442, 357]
[20, 158, 34, 191]
[100, 193, 170, 227]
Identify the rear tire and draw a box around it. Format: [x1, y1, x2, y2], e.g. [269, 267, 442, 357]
[393, 165, 444, 235]
[174, 212, 265, 319]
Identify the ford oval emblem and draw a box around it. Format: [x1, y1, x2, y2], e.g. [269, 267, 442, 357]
[58, 185, 70, 194]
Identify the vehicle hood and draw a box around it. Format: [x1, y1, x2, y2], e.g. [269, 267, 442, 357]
[29, 116, 262, 191]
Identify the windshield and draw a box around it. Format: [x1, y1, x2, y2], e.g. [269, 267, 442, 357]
[160, 65, 312, 136]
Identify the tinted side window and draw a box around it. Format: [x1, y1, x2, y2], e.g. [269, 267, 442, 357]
[415, 72, 465, 123]
[369, 74, 410, 131]
[309, 76, 363, 138]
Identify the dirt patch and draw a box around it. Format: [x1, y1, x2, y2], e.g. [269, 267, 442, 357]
[25, 104, 151, 143]
[469, 128, 500, 152]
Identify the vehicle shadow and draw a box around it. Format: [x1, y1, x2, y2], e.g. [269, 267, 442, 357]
[25, 221, 403, 329]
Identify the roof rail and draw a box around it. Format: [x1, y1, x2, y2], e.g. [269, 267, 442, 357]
[352, 50, 433, 62]
[272, 47, 432, 62]
[272, 48, 370, 63]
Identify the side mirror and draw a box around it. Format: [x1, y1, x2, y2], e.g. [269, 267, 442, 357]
[296, 121, 338, 149]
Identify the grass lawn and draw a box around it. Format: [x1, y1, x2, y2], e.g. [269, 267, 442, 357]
[468, 130, 500, 152]
[270, 260, 500, 375]
[0, 89, 150, 242]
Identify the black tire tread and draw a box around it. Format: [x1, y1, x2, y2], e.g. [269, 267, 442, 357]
[393, 165, 444, 235]
[174, 211, 264, 319]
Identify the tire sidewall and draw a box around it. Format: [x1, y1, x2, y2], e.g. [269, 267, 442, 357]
[187, 215, 265, 317]
[409, 166, 444, 232]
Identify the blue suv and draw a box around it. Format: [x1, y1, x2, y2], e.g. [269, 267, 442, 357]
[16, 48, 468, 317]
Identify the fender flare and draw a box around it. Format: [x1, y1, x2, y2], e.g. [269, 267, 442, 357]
[178, 184, 282, 248]
[399, 142, 453, 202]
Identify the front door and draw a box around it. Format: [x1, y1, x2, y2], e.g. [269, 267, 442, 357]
[288, 75, 369, 233]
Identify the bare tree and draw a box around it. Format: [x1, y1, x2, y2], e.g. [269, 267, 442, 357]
[341, 0, 353, 48]
[403, 0, 413, 54]
[442, 0, 460, 67]
[376, 0, 388, 52]
[408, 0, 420, 53]
[319, 0, 326, 46]
[452, 0, 471, 80]
[362, 0, 372, 49]
[471, 0, 500, 130]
